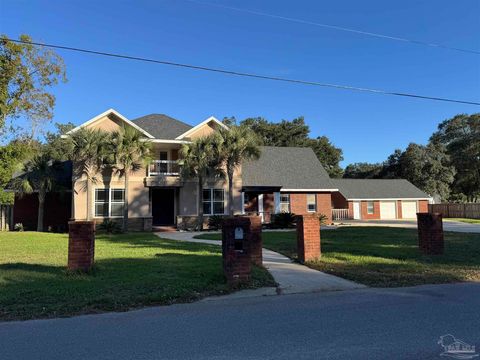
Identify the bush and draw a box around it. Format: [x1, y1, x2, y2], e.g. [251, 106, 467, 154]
[318, 213, 329, 225]
[208, 215, 225, 230]
[271, 212, 296, 228]
[14, 223, 24, 232]
[97, 219, 122, 234]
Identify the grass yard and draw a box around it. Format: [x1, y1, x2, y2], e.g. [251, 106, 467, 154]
[0, 232, 274, 321]
[445, 218, 480, 224]
[196, 227, 480, 287]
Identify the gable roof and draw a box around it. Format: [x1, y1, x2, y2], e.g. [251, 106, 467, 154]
[66, 109, 155, 138]
[175, 116, 228, 140]
[331, 179, 431, 200]
[131, 114, 193, 140]
[242, 146, 338, 191]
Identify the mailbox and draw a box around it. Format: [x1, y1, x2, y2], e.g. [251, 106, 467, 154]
[234, 226, 244, 251]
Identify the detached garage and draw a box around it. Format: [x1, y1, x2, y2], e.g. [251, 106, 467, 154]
[331, 179, 431, 220]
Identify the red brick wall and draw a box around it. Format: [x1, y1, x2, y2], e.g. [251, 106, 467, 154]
[263, 193, 274, 223]
[289, 193, 332, 223]
[14, 192, 72, 232]
[418, 200, 429, 213]
[348, 201, 354, 219]
[360, 201, 381, 220]
[397, 200, 403, 219]
[331, 191, 348, 209]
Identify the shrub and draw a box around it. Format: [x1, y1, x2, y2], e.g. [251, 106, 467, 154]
[97, 219, 122, 234]
[318, 213, 329, 225]
[208, 215, 225, 230]
[14, 223, 24, 232]
[271, 212, 296, 228]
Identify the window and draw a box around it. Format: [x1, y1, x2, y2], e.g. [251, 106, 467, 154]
[307, 194, 317, 212]
[159, 151, 168, 173]
[367, 201, 374, 214]
[202, 189, 225, 215]
[279, 194, 290, 213]
[94, 189, 125, 217]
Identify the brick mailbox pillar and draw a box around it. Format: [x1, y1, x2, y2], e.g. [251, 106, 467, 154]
[296, 214, 321, 263]
[248, 216, 263, 266]
[417, 213, 444, 255]
[68, 221, 95, 271]
[222, 216, 262, 285]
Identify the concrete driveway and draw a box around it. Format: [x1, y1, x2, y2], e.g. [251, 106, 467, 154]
[1, 282, 479, 360]
[337, 219, 480, 233]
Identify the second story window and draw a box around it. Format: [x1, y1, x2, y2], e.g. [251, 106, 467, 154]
[159, 151, 168, 173]
[202, 189, 225, 215]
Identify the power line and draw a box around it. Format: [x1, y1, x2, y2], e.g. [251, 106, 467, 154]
[184, 0, 480, 55]
[4, 38, 480, 106]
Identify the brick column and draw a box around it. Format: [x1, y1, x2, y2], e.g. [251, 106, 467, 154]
[296, 214, 321, 263]
[248, 216, 263, 266]
[417, 213, 444, 255]
[68, 221, 95, 271]
[222, 217, 252, 286]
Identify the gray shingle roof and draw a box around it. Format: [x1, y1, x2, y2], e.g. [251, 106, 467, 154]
[131, 114, 192, 140]
[331, 179, 430, 199]
[242, 146, 337, 190]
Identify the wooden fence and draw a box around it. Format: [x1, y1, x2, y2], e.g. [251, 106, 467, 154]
[0, 205, 13, 231]
[429, 203, 480, 219]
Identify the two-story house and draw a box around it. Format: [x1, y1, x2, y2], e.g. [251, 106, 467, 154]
[10, 108, 431, 231]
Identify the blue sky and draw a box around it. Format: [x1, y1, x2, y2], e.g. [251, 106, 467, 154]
[1, 0, 479, 166]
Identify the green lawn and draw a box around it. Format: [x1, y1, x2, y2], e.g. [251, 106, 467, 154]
[445, 218, 480, 224]
[0, 232, 274, 321]
[195, 227, 480, 287]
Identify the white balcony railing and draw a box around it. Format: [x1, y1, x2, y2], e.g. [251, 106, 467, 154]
[332, 208, 350, 220]
[148, 160, 181, 176]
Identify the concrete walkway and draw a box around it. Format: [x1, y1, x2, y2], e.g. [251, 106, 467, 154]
[156, 232, 365, 296]
[336, 219, 480, 233]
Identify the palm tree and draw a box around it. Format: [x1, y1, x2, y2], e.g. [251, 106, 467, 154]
[180, 136, 223, 230]
[70, 128, 111, 221]
[215, 126, 261, 216]
[13, 154, 59, 231]
[111, 126, 151, 232]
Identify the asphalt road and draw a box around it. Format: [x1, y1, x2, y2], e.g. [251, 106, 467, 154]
[1, 282, 479, 360]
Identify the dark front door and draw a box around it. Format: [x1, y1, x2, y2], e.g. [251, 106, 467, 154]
[152, 189, 175, 225]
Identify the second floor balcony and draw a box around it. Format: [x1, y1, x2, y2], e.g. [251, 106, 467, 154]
[148, 160, 181, 177]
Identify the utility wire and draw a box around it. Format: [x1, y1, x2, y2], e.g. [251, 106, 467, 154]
[184, 0, 480, 55]
[5, 38, 480, 106]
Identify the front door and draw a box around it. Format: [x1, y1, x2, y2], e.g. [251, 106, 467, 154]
[353, 201, 361, 220]
[152, 188, 175, 225]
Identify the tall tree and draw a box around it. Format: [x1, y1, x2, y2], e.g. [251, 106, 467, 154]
[69, 128, 110, 221]
[12, 154, 60, 231]
[343, 162, 383, 179]
[0, 34, 66, 139]
[180, 136, 222, 230]
[0, 140, 33, 204]
[111, 126, 151, 232]
[215, 126, 261, 215]
[396, 143, 455, 201]
[43, 122, 75, 161]
[240, 116, 343, 177]
[431, 113, 480, 202]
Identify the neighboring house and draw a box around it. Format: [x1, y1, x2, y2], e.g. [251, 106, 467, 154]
[11, 161, 72, 232]
[10, 108, 432, 231]
[331, 179, 431, 220]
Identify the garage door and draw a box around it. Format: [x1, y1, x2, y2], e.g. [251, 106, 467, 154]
[380, 201, 397, 219]
[401, 201, 417, 219]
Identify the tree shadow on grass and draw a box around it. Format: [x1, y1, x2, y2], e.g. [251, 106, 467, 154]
[0, 251, 273, 321]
